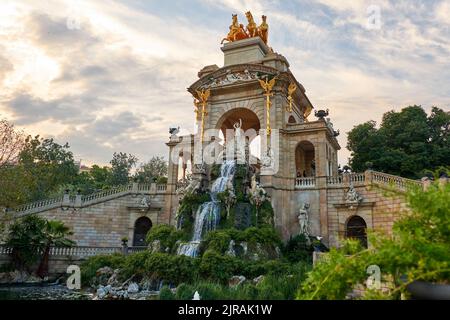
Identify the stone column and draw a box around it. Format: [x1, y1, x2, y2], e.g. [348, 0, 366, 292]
[163, 138, 181, 226]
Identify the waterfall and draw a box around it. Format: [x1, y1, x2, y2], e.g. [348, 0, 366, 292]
[178, 160, 236, 257]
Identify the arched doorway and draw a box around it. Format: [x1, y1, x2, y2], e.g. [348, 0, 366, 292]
[345, 216, 367, 248]
[133, 217, 152, 247]
[295, 141, 315, 177]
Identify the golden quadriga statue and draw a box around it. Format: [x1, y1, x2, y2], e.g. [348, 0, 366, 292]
[221, 12, 269, 45]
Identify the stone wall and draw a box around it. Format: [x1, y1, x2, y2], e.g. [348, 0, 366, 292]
[2, 184, 167, 248]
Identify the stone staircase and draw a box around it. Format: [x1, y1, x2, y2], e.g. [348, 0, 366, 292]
[11, 183, 167, 216]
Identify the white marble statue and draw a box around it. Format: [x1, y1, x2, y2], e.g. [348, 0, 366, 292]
[297, 203, 310, 236]
[345, 184, 363, 205]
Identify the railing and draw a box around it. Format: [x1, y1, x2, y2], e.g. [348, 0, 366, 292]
[14, 196, 64, 213]
[295, 177, 316, 189]
[49, 246, 122, 257]
[0, 245, 149, 257]
[12, 183, 168, 215]
[157, 184, 167, 192]
[371, 171, 422, 191]
[327, 176, 343, 185]
[349, 173, 365, 185]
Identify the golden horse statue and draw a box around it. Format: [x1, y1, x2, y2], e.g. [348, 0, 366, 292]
[245, 11, 258, 37]
[221, 14, 249, 44]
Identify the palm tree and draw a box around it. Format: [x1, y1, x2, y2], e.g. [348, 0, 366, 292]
[36, 220, 75, 278]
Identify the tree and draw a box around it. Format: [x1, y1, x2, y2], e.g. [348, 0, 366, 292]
[36, 220, 75, 278]
[6, 215, 74, 276]
[0, 119, 26, 168]
[110, 152, 138, 185]
[134, 156, 168, 184]
[18, 136, 79, 201]
[347, 106, 450, 178]
[0, 136, 79, 209]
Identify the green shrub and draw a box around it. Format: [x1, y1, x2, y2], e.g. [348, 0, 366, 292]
[242, 226, 281, 245]
[80, 254, 125, 286]
[145, 225, 181, 253]
[199, 250, 241, 283]
[175, 283, 195, 300]
[202, 230, 232, 253]
[144, 253, 199, 285]
[193, 282, 223, 300]
[282, 234, 313, 263]
[121, 250, 153, 280]
[159, 285, 175, 300]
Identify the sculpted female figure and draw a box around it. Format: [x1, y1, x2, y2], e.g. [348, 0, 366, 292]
[258, 15, 269, 44]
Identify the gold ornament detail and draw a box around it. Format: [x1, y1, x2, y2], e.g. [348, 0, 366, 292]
[194, 88, 211, 144]
[286, 82, 297, 113]
[258, 76, 277, 136]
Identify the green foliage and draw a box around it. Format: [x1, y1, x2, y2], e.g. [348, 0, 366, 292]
[80, 254, 126, 286]
[145, 224, 183, 253]
[210, 163, 221, 181]
[6, 215, 46, 271]
[347, 106, 450, 178]
[199, 249, 241, 283]
[298, 179, 450, 300]
[110, 152, 138, 186]
[175, 283, 195, 300]
[201, 227, 281, 257]
[134, 156, 168, 184]
[144, 253, 199, 285]
[176, 192, 210, 236]
[282, 234, 314, 263]
[159, 285, 175, 300]
[121, 250, 153, 280]
[171, 262, 310, 300]
[5, 215, 74, 274]
[297, 240, 369, 300]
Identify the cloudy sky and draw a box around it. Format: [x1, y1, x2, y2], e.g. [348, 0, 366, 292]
[1, 0, 449, 166]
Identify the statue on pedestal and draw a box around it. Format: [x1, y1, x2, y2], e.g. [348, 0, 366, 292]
[297, 203, 310, 236]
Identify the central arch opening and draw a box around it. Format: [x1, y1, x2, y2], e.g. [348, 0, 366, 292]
[216, 108, 261, 160]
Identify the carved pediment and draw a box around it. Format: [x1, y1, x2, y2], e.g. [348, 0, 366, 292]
[188, 64, 279, 93]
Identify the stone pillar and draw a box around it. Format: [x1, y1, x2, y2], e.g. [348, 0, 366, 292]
[163, 138, 181, 226]
[74, 190, 82, 208]
[364, 170, 373, 185]
[62, 190, 71, 207]
[132, 182, 139, 193]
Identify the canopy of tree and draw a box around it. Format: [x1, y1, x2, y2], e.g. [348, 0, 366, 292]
[0, 119, 168, 210]
[347, 106, 450, 179]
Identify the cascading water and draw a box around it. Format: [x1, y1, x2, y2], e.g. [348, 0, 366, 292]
[178, 160, 236, 257]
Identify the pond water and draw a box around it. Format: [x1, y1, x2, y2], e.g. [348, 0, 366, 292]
[0, 285, 92, 300]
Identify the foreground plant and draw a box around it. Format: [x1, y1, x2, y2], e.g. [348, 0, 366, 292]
[298, 177, 450, 300]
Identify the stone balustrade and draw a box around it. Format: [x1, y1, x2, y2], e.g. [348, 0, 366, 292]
[12, 183, 168, 215]
[301, 171, 422, 192]
[295, 177, 316, 189]
[370, 171, 422, 191]
[0, 245, 148, 257]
